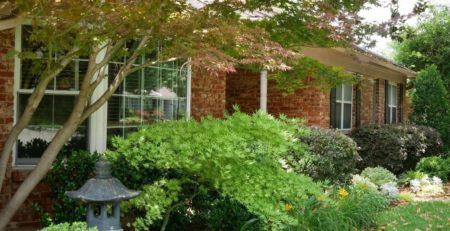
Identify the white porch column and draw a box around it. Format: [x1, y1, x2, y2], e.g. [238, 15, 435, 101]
[88, 47, 108, 153]
[260, 69, 268, 112]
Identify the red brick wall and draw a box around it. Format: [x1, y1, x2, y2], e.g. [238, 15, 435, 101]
[226, 71, 331, 127]
[0, 29, 52, 229]
[190, 69, 226, 119]
[359, 79, 376, 126]
[374, 79, 385, 124]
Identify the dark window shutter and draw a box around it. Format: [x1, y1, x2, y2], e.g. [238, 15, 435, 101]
[384, 80, 390, 124]
[398, 84, 404, 123]
[330, 88, 337, 128]
[355, 86, 362, 127]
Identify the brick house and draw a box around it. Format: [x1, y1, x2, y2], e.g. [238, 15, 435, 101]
[0, 22, 414, 228]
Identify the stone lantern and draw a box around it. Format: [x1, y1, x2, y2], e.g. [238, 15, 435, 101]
[66, 160, 140, 231]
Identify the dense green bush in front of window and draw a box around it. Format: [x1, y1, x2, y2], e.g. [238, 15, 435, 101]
[351, 124, 443, 174]
[34, 150, 101, 226]
[107, 112, 321, 230]
[286, 127, 360, 184]
[416, 156, 450, 181]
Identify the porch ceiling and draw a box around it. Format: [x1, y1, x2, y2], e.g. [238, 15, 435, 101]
[301, 47, 415, 83]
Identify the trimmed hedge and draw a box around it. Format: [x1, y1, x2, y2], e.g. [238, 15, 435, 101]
[287, 127, 360, 184]
[351, 125, 443, 174]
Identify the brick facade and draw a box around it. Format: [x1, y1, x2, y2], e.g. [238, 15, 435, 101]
[0, 29, 52, 230]
[226, 71, 331, 128]
[226, 70, 409, 129]
[190, 69, 226, 120]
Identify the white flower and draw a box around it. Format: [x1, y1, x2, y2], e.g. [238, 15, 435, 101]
[431, 176, 442, 186]
[380, 182, 399, 200]
[410, 179, 421, 193]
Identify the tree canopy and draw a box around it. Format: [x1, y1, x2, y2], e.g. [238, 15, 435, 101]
[394, 6, 450, 90]
[0, 0, 427, 229]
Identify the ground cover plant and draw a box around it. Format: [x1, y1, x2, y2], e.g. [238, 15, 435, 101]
[377, 201, 450, 231]
[416, 156, 450, 181]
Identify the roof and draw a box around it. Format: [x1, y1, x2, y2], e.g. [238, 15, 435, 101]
[301, 46, 416, 83]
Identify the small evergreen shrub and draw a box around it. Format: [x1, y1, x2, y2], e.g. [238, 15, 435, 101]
[38, 150, 100, 225]
[351, 124, 443, 174]
[290, 127, 360, 183]
[361, 167, 397, 187]
[416, 156, 450, 181]
[410, 65, 450, 149]
[39, 222, 96, 231]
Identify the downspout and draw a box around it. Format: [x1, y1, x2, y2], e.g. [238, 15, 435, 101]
[260, 69, 268, 113]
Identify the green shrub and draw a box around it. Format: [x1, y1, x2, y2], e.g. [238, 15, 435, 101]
[399, 170, 427, 185]
[416, 156, 450, 181]
[410, 65, 450, 149]
[351, 124, 443, 174]
[38, 150, 100, 225]
[289, 127, 360, 183]
[39, 222, 96, 231]
[361, 167, 397, 187]
[295, 187, 389, 231]
[107, 112, 321, 229]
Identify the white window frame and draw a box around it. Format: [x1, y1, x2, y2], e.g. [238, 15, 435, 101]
[387, 82, 398, 124]
[335, 84, 353, 131]
[12, 25, 192, 167]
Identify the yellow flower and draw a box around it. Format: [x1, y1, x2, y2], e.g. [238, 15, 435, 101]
[316, 195, 326, 202]
[338, 188, 349, 199]
[285, 203, 293, 211]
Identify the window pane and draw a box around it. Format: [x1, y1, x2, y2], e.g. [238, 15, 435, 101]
[336, 102, 342, 129]
[391, 85, 397, 106]
[343, 103, 352, 129]
[343, 84, 352, 102]
[391, 108, 397, 124]
[17, 94, 87, 161]
[336, 85, 342, 100]
[55, 61, 76, 90]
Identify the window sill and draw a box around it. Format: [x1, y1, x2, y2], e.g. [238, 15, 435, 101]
[12, 165, 36, 170]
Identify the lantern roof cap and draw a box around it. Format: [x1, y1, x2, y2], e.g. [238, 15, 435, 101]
[66, 160, 140, 202]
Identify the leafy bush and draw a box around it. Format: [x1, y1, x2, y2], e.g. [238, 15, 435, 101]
[37, 150, 100, 225]
[410, 65, 450, 149]
[361, 167, 397, 187]
[351, 124, 443, 174]
[416, 156, 450, 181]
[295, 187, 389, 231]
[399, 170, 427, 185]
[39, 222, 96, 231]
[107, 112, 321, 229]
[289, 127, 360, 183]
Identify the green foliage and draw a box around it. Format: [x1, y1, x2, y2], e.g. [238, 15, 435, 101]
[39, 222, 97, 231]
[397, 192, 415, 202]
[271, 57, 355, 94]
[399, 170, 427, 185]
[410, 65, 450, 148]
[287, 127, 360, 184]
[295, 187, 389, 231]
[40, 150, 100, 225]
[207, 197, 264, 231]
[377, 201, 450, 230]
[361, 167, 397, 187]
[416, 156, 450, 181]
[107, 112, 321, 229]
[351, 124, 443, 174]
[122, 178, 184, 230]
[394, 7, 450, 89]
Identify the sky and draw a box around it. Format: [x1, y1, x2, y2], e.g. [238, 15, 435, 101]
[364, 0, 450, 59]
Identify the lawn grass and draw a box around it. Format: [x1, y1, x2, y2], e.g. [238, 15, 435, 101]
[376, 201, 450, 230]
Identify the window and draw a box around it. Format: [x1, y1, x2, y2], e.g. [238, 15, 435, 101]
[15, 25, 88, 165]
[331, 84, 352, 130]
[386, 82, 398, 124]
[13, 25, 190, 166]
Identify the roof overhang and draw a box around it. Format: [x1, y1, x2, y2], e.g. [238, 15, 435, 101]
[301, 46, 416, 83]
